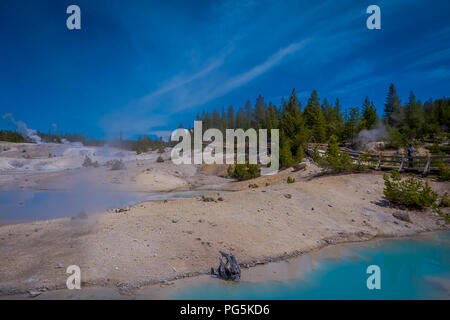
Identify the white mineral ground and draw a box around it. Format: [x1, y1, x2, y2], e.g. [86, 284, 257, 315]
[0, 142, 448, 298]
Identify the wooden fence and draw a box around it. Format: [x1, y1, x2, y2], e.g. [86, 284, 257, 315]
[307, 144, 450, 175]
[343, 149, 449, 174]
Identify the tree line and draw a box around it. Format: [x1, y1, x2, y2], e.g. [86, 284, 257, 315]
[0, 130, 171, 154]
[0, 130, 25, 143]
[1, 84, 448, 166]
[193, 84, 449, 168]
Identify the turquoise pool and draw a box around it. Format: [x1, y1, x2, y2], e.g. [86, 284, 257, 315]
[169, 232, 450, 300]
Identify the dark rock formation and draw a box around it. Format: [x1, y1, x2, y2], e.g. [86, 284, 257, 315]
[392, 211, 411, 222]
[210, 251, 241, 281]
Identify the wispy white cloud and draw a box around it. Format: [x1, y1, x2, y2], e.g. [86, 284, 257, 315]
[99, 40, 308, 138]
[98, 54, 228, 138]
[215, 42, 307, 95]
[172, 40, 309, 111]
[139, 53, 228, 103]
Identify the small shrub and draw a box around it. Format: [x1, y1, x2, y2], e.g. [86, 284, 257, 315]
[383, 170, 437, 208]
[157, 156, 164, 163]
[426, 143, 442, 155]
[228, 163, 261, 181]
[265, 182, 270, 187]
[312, 146, 321, 163]
[111, 159, 125, 170]
[83, 156, 99, 168]
[433, 203, 450, 224]
[437, 160, 450, 181]
[105, 159, 125, 170]
[324, 136, 355, 172]
[287, 176, 295, 184]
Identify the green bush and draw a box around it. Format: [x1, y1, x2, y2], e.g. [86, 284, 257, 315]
[104, 159, 125, 170]
[386, 128, 404, 149]
[111, 160, 125, 170]
[82, 156, 99, 168]
[279, 140, 296, 168]
[312, 146, 321, 163]
[157, 156, 164, 163]
[437, 160, 450, 181]
[426, 143, 442, 155]
[324, 136, 355, 172]
[228, 163, 261, 180]
[433, 203, 450, 223]
[383, 170, 437, 208]
[287, 176, 295, 184]
[0, 130, 25, 143]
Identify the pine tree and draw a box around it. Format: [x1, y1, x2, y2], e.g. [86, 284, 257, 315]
[212, 108, 221, 129]
[265, 102, 279, 131]
[236, 107, 247, 129]
[221, 106, 228, 133]
[405, 91, 424, 138]
[279, 139, 295, 168]
[303, 90, 326, 142]
[203, 112, 212, 131]
[279, 89, 307, 167]
[325, 97, 344, 138]
[227, 105, 236, 129]
[321, 98, 334, 137]
[321, 98, 332, 121]
[423, 99, 442, 137]
[437, 98, 450, 130]
[343, 107, 361, 144]
[361, 96, 378, 130]
[254, 94, 267, 129]
[384, 84, 403, 128]
[244, 100, 253, 129]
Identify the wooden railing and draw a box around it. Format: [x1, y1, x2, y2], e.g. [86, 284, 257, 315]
[343, 150, 449, 175]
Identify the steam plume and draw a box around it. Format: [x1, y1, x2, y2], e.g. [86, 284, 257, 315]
[2, 113, 42, 144]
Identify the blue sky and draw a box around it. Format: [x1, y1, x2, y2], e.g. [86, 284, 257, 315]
[0, 0, 449, 140]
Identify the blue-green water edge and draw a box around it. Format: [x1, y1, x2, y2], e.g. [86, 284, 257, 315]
[0, 189, 204, 222]
[170, 232, 450, 300]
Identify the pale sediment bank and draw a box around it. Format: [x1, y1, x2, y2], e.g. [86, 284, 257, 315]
[0, 170, 449, 298]
[3, 231, 449, 300]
